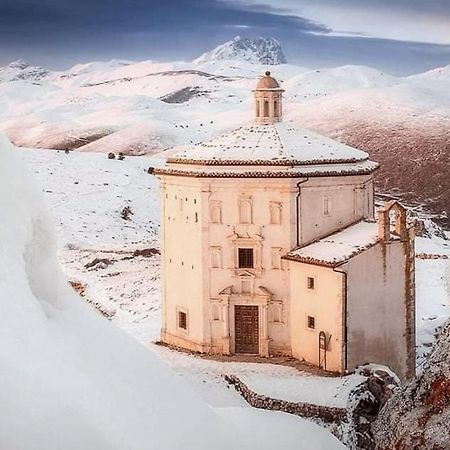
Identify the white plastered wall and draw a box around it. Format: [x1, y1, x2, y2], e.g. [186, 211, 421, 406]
[288, 262, 345, 372]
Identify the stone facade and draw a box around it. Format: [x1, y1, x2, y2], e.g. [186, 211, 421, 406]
[154, 73, 415, 380]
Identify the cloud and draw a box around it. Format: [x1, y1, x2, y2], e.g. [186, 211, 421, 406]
[227, 0, 450, 45]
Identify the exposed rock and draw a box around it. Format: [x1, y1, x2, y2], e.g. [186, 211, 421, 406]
[84, 257, 114, 270]
[68, 280, 87, 297]
[194, 36, 287, 65]
[373, 321, 450, 449]
[160, 86, 210, 104]
[120, 206, 133, 220]
[132, 248, 160, 258]
[343, 366, 401, 450]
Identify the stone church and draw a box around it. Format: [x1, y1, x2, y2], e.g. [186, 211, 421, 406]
[154, 72, 416, 380]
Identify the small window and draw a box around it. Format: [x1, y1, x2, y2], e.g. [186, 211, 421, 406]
[195, 212, 198, 223]
[323, 196, 331, 216]
[178, 311, 187, 330]
[238, 248, 254, 268]
[307, 276, 315, 290]
[307, 316, 315, 330]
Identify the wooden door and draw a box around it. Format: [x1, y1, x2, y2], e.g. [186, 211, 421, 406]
[234, 305, 259, 354]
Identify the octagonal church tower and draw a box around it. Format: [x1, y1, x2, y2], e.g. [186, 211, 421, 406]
[154, 72, 415, 380]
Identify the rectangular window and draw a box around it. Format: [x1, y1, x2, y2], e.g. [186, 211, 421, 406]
[238, 248, 254, 268]
[178, 311, 187, 330]
[307, 276, 315, 290]
[323, 196, 331, 216]
[307, 315, 315, 330]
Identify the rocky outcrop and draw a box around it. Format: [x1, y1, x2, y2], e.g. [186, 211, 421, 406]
[226, 369, 401, 450]
[194, 36, 287, 65]
[373, 321, 450, 449]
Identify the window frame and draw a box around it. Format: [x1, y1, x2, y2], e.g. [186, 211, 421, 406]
[307, 276, 316, 291]
[238, 248, 254, 269]
[178, 310, 187, 330]
[307, 315, 316, 330]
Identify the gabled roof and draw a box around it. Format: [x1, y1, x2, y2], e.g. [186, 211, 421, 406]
[167, 122, 375, 167]
[283, 221, 380, 268]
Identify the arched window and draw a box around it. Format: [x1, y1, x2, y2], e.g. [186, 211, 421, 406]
[255, 100, 260, 117]
[210, 203, 222, 224]
[239, 199, 252, 224]
[274, 100, 278, 117]
[264, 100, 270, 117]
[270, 202, 282, 224]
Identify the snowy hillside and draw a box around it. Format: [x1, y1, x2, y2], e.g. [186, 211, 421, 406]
[11, 141, 449, 449]
[194, 36, 287, 65]
[0, 38, 449, 220]
[1, 133, 349, 449]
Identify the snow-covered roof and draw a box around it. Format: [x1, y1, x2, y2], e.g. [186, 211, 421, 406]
[283, 221, 380, 267]
[167, 122, 374, 167]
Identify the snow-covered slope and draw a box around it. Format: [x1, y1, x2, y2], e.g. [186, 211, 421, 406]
[1, 133, 348, 449]
[0, 38, 449, 219]
[194, 36, 287, 65]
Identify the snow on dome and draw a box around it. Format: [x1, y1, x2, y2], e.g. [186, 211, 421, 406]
[256, 71, 282, 90]
[168, 122, 376, 168]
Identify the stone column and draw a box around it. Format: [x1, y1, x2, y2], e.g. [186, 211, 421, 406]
[260, 304, 270, 356]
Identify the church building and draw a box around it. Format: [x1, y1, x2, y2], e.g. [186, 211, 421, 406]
[154, 72, 416, 380]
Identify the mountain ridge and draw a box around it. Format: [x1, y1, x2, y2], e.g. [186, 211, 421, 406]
[193, 36, 287, 65]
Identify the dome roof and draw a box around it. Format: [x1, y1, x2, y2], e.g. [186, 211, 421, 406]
[255, 71, 281, 90]
[158, 122, 378, 178]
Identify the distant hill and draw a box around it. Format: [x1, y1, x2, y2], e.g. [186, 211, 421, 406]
[0, 40, 449, 223]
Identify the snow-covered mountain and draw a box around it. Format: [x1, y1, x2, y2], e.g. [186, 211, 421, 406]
[0, 39, 449, 222]
[0, 59, 49, 82]
[194, 36, 287, 65]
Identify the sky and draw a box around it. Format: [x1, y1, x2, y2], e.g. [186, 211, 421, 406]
[0, 0, 449, 74]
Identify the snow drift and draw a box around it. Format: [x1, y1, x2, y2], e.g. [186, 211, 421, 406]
[0, 133, 344, 449]
[0, 134, 233, 449]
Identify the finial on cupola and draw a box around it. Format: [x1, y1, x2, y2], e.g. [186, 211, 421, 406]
[253, 72, 285, 125]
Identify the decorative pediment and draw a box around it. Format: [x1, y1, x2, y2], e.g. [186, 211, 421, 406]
[237, 270, 256, 279]
[257, 286, 274, 299]
[227, 228, 263, 242]
[218, 286, 233, 296]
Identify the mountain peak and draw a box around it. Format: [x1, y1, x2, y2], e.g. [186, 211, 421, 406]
[8, 59, 29, 70]
[193, 36, 287, 65]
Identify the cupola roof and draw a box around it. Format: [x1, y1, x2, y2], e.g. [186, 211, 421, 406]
[255, 71, 282, 90]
